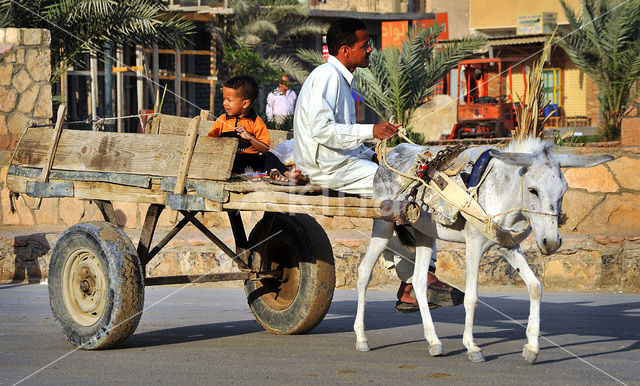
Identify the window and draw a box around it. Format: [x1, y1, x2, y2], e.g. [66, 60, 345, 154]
[542, 68, 561, 105]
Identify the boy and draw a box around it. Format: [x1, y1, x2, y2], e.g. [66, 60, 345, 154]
[208, 75, 302, 184]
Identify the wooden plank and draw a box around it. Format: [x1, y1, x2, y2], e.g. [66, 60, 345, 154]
[227, 191, 379, 208]
[221, 180, 324, 194]
[155, 113, 214, 136]
[222, 201, 382, 219]
[33, 105, 67, 209]
[10, 166, 151, 188]
[269, 130, 291, 149]
[6, 174, 223, 210]
[11, 128, 237, 180]
[174, 116, 201, 194]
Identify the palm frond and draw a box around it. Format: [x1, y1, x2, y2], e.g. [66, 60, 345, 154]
[354, 23, 484, 138]
[557, 0, 640, 139]
[265, 55, 309, 83]
[296, 48, 326, 67]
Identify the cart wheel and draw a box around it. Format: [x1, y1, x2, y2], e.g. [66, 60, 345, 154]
[48, 221, 144, 349]
[244, 213, 335, 335]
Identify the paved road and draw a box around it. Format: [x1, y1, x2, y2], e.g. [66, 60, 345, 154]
[0, 284, 638, 385]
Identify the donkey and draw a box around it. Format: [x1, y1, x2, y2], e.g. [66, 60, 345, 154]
[353, 137, 612, 364]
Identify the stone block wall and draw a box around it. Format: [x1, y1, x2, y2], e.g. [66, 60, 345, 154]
[559, 146, 640, 235]
[621, 98, 640, 146]
[0, 28, 53, 159]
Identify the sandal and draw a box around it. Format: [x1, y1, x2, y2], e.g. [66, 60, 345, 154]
[265, 169, 296, 186]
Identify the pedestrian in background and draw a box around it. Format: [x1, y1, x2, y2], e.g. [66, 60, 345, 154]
[266, 75, 297, 124]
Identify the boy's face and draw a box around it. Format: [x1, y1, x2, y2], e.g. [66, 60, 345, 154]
[222, 86, 251, 116]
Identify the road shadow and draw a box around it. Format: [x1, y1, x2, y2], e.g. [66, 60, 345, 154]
[317, 296, 640, 363]
[123, 318, 262, 349]
[118, 293, 639, 365]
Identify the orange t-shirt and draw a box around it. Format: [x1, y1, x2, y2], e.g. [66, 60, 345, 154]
[207, 110, 270, 154]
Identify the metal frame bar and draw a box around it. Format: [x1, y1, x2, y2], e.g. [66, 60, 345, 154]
[137, 206, 254, 285]
[138, 204, 164, 268]
[93, 200, 117, 225]
[179, 211, 250, 270]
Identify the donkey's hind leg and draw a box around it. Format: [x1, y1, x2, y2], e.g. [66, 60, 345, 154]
[503, 247, 542, 364]
[412, 233, 443, 356]
[354, 219, 395, 352]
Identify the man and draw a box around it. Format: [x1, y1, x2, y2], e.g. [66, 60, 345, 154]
[294, 18, 463, 312]
[266, 75, 297, 124]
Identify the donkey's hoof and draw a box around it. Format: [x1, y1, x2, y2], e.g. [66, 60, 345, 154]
[429, 343, 443, 357]
[356, 341, 370, 352]
[467, 351, 485, 363]
[522, 346, 538, 364]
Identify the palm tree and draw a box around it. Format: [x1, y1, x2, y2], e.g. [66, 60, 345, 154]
[211, 0, 326, 83]
[0, 0, 194, 82]
[557, 0, 640, 140]
[354, 24, 485, 144]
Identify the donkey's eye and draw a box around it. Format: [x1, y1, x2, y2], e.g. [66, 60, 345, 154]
[528, 187, 539, 196]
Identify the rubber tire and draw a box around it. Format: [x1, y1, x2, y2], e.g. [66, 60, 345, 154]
[244, 213, 335, 335]
[48, 221, 144, 349]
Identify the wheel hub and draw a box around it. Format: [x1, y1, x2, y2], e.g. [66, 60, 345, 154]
[62, 249, 107, 326]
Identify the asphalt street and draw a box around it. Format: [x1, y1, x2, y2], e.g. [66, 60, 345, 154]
[0, 284, 638, 385]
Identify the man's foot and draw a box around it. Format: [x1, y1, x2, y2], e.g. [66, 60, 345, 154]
[395, 270, 465, 313]
[283, 168, 308, 185]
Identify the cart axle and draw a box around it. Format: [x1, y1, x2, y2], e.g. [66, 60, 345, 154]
[144, 270, 281, 286]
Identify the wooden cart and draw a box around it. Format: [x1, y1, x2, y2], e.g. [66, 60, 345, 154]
[6, 107, 418, 349]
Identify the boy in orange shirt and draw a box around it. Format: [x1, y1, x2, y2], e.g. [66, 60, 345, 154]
[208, 75, 302, 183]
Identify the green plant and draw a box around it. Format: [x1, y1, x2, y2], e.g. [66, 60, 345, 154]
[0, 0, 194, 83]
[211, 0, 325, 84]
[353, 24, 485, 145]
[557, 0, 640, 140]
[222, 44, 284, 85]
[263, 113, 294, 132]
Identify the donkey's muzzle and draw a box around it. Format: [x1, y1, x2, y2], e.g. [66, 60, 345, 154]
[540, 236, 562, 255]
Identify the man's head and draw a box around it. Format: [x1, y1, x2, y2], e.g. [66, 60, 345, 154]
[222, 75, 258, 116]
[326, 18, 372, 72]
[278, 75, 290, 94]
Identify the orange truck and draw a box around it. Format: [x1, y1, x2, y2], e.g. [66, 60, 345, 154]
[444, 58, 525, 139]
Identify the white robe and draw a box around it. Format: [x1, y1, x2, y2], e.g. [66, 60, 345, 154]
[293, 55, 377, 197]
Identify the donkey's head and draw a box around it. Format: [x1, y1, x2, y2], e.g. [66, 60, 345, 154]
[490, 141, 612, 255]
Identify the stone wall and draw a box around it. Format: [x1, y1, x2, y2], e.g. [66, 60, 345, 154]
[559, 145, 640, 235]
[621, 97, 640, 146]
[0, 28, 53, 162]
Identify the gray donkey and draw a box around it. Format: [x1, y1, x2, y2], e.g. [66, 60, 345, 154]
[353, 137, 612, 364]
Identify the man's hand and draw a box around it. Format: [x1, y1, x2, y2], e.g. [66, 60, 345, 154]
[373, 122, 400, 140]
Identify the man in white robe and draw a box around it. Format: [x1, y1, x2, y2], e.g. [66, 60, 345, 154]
[293, 26, 397, 197]
[294, 18, 463, 312]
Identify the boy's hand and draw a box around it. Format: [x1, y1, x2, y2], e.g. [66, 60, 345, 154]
[235, 125, 254, 141]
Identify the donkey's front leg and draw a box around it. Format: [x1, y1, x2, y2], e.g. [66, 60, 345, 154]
[354, 219, 395, 352]
[412, 234, 443, 356]
[463, 236, 486, 362]
[503, 247, 542, 364]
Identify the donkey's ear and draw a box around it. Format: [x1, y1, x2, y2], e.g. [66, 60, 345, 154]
[489, 150, 536, 167]
[554, 154, 614, 168]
